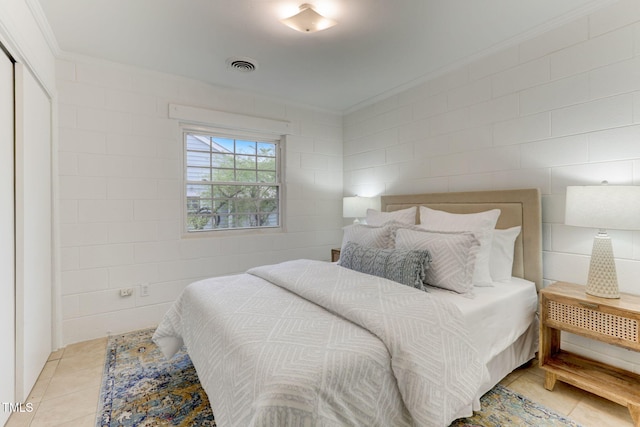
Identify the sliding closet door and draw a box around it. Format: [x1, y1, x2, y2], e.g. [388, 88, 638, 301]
[14, 64, 52, 402]
[0, 47, 15, 426]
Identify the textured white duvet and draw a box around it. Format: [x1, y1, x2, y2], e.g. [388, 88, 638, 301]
[153, 260, 487, 427]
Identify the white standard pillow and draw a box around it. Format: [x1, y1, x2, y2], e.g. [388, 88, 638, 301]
[395, 228, 480, 294]
[419, 206, 500, 286]
[490, 226, 521, 282]
[366, 206, 416, 226]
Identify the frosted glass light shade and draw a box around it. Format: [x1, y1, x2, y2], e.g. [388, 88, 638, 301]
[565, 185, 640, 299]
[343, 196, 380, 223]
[281, 4, 337, 33]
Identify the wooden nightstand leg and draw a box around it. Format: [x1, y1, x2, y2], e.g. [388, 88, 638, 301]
[628, 403, 640, 427]
[544, 372, 557, 391]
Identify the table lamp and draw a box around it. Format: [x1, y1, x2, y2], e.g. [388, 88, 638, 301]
[342, 196, 380, 224]
[564, 182, 640, 298]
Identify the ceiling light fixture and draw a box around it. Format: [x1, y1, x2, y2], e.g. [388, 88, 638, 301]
[281, 3, 337, 33]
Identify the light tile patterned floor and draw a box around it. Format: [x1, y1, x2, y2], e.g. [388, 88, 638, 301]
[5, 336, 635, 427]
[500, 360, 635, 427]
[6, 338, 106, 427]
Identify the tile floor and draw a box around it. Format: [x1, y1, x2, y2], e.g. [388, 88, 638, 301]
[5, 336, 636, 427]
[6, 337, 107, 427]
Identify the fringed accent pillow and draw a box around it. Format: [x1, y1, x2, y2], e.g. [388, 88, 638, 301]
[340, 221, 421, 254]
[338, 241, 431, 290]
[419, 206, 500, 286]
[395, 228, 480, 294]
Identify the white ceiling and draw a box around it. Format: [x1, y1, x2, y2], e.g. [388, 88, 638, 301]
[37, 0, 614, 112]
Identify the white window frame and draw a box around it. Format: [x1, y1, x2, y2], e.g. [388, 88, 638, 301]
[182, 124, 285, 235]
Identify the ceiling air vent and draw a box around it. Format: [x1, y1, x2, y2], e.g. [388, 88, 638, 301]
[226, 57, 258, 73]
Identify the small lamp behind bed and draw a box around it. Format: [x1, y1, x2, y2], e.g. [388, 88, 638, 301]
[343, 196, 380, 224]
[564, 182, 640, 299]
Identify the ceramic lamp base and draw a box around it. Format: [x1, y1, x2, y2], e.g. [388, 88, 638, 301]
[585, 233, 620, 299]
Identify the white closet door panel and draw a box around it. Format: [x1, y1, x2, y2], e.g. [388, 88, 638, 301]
[0, 47, 15, 427]
[14, 64, 52, 402]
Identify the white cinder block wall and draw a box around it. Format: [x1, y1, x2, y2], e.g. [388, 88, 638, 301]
[344, 0, 640, 373]
[57, 56, 343, 345]
[57, 0, 640, 372]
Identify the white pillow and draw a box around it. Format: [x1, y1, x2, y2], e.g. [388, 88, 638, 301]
[340, 223, 395, 253]
[419, 206, 500, 286]
[490, 226, 521, 282]
[366, 206, 416, 226]
[395, 228, 480, 294]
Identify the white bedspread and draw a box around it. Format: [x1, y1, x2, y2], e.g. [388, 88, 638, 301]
[153, 259, 487, 427]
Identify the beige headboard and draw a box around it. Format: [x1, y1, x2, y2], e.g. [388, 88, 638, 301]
[381, 188, 543, 291]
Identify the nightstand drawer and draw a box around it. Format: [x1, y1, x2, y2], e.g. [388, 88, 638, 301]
[545, 299, 640, 348]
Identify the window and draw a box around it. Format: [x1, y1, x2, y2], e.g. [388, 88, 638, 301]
[184, 130, 281, 232]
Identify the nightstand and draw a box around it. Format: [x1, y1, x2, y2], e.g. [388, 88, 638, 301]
[539, 281, 640, 426]
[331, 248, 340, 262]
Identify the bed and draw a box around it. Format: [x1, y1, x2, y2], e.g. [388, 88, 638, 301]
[153, 188, 542, 427]
[380, 188, 543, 402]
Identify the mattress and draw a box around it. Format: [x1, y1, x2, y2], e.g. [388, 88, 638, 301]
[425, 277, 538, 366]
[429, 277, 539, 417]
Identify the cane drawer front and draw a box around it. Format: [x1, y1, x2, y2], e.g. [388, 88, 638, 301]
[541, 283, 640, 352]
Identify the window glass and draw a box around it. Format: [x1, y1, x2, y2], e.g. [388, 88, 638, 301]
[184, 131, 281, 232]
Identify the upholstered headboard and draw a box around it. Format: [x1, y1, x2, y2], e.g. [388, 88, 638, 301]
[381, 188, 543, 291]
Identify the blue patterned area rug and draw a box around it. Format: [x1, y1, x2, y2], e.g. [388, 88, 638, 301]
[96, 328, 215, 426]
[451, 385, 582, 427]
[97, 328, 581, 427]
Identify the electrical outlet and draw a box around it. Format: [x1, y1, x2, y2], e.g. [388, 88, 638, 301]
[141, 283, 149, 297]
[120, 288, 133, 297]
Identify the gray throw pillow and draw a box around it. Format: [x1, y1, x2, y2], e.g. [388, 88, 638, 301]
[338, 241, 431, 290]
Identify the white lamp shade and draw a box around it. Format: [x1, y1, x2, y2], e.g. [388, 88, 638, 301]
[565, 185, 640, 231]
[343, 196, 380, 219]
